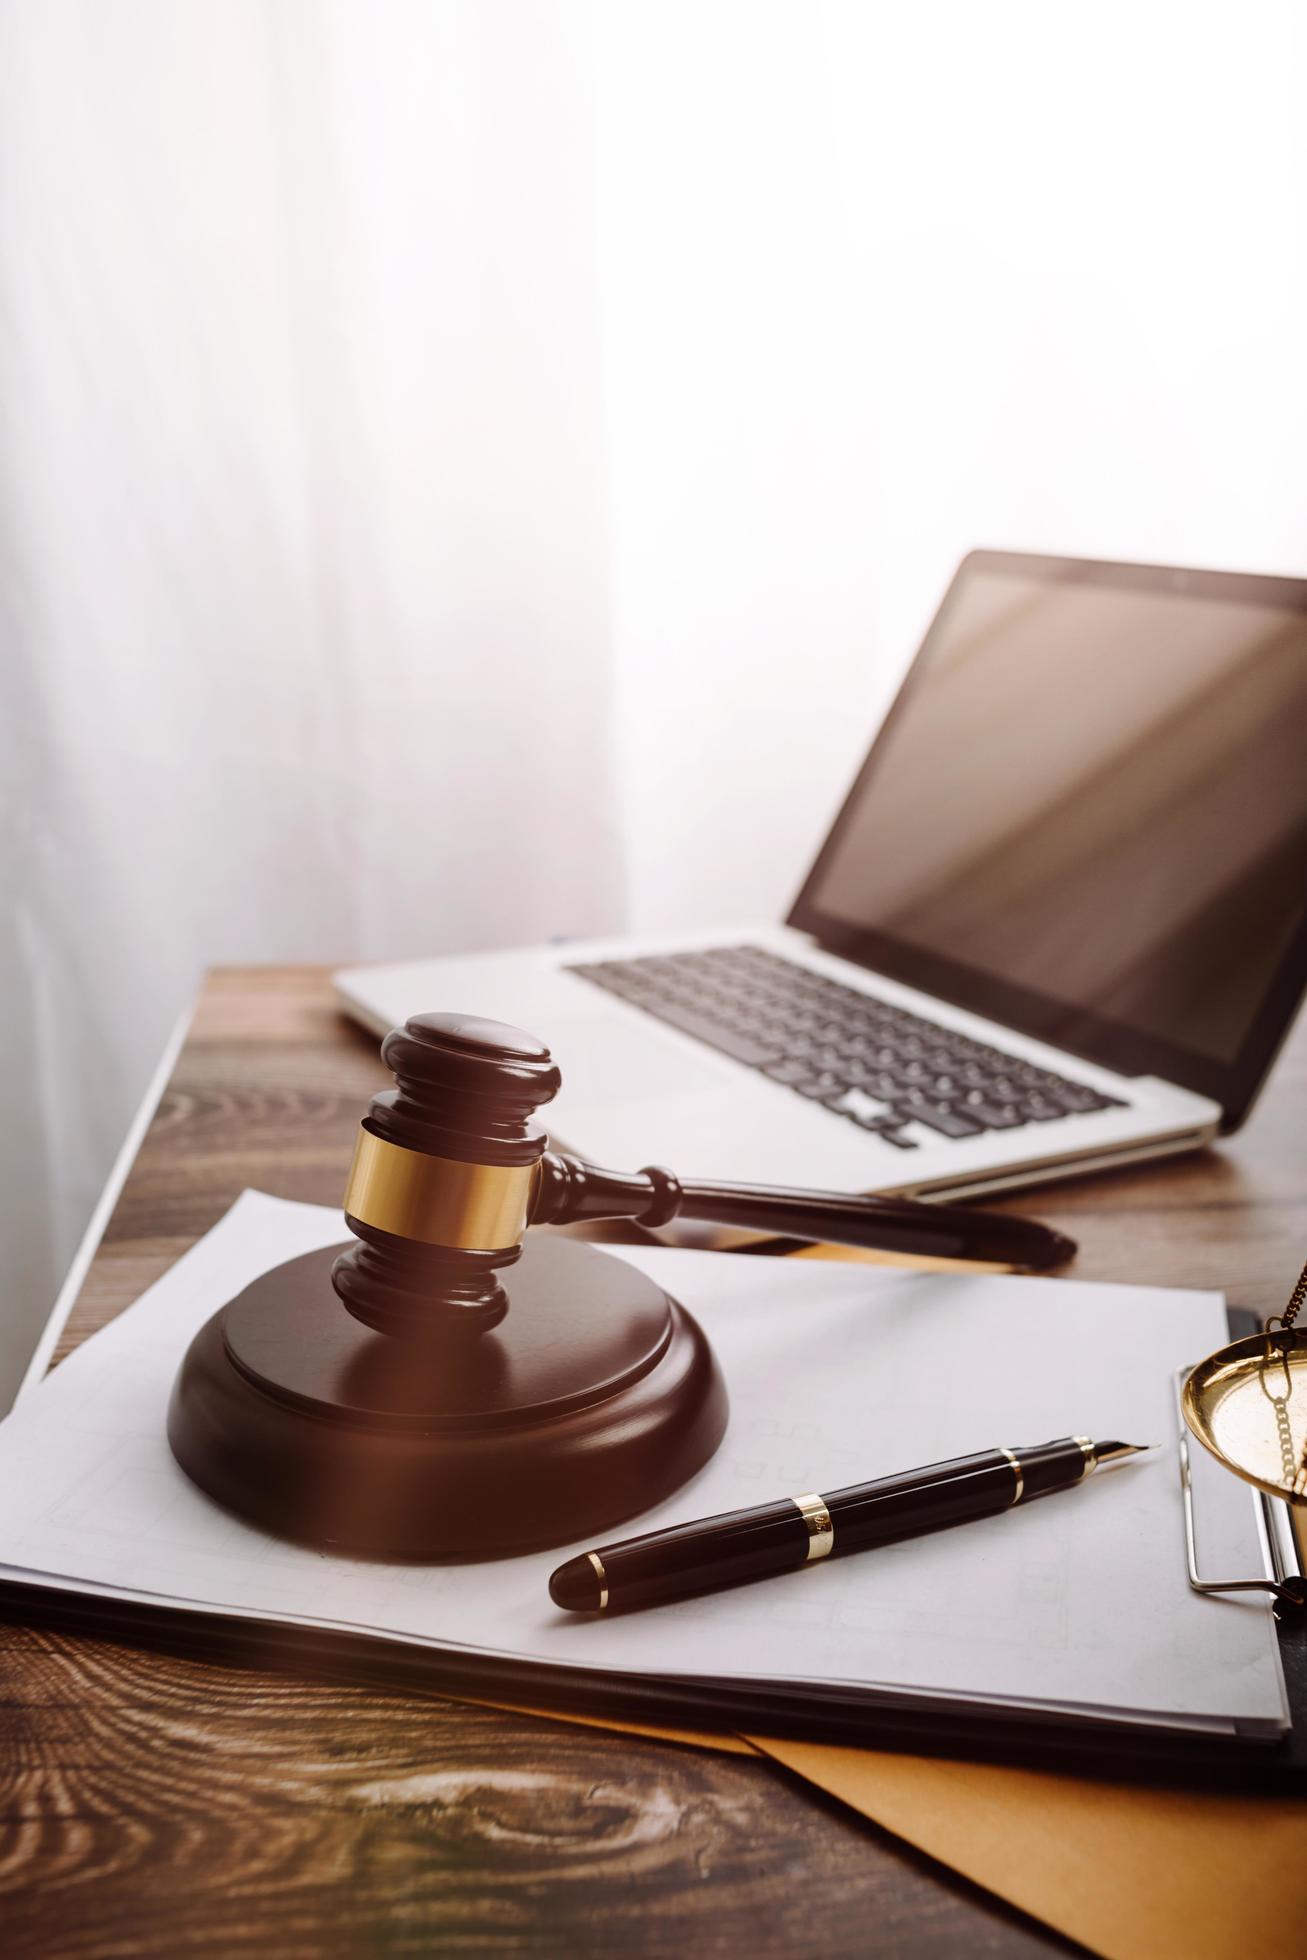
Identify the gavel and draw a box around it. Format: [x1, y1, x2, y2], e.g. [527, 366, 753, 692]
[168, 1013, 1074, 1560]
[332, 1012, 1073, 1341]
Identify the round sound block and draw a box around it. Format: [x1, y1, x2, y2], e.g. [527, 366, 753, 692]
[167, 1236, 728, 1558]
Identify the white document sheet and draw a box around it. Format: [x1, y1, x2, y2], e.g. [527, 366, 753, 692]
[0, 1192, 1287, 1736]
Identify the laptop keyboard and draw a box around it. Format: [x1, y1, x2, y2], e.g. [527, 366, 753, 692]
[565, 944, 1126, 1152]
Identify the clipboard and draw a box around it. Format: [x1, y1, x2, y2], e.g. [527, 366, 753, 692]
[3, 1308, 1305, 1788]
[1, 1298, 1303, 1792]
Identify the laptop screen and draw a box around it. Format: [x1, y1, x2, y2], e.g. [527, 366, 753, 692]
[790, 553, 1307, 1123]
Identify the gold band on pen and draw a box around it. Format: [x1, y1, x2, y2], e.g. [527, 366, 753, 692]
[999, 1446, 1024, 1504]
[792, 1493, 835, 1561]
[1073, 1435, 1097, 1478]
[587, 1551, 609, 1610]
[342, 1129, 536, 1250]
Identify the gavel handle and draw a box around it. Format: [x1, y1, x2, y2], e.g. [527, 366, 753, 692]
[530, 1154, 1074, 1273]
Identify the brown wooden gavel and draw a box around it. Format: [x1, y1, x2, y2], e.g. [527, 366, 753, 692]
[168, 1010, 1076, 1557]
[332, 1013, 1075, 1339]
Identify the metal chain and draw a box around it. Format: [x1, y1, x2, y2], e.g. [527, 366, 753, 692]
[1260, 1256, 1307, 1491]
[1276, 1256, 1307, 1333]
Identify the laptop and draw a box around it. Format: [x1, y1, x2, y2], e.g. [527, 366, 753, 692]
[336, 550, 1307, 1203]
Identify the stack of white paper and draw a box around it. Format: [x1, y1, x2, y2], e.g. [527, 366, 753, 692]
[0, 1192, 1287, 1740]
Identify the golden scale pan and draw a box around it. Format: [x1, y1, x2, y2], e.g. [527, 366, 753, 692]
[1183, 1257, 1307, 1505]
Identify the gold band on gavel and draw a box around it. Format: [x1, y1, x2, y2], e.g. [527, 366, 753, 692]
[342, 1129, 537, 1251]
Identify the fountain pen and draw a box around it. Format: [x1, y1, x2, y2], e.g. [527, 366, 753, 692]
[549, 1436, 1149, 1613]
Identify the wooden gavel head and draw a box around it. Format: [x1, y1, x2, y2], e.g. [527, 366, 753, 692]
[331, 1012, 562, 1338]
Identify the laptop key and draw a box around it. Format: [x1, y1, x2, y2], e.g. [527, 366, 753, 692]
[962, 1095, 1027, 1129]
[1046, 1083, 1121, 1113]
[764, 1059, 818, 1085]
[807, 1046, 847, 1071]
[1016, 1094, 1067, 1122]
[902, 1102, 986, 1139]
[794, 1072, 845, 1098]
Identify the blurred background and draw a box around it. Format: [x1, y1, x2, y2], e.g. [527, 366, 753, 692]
[1, 0, 1304, 1402]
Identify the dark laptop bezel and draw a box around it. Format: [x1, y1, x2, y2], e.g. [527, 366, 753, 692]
[788, 549, 1307, 1132]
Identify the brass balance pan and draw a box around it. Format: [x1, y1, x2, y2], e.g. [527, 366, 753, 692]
[1182, 1328, 1307, 1505]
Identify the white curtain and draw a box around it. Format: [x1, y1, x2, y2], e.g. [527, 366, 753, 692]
[2, 0, 1305, 1399]
[0, 0, 623, 1393]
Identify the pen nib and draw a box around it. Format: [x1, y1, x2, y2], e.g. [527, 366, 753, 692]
[1094, 1441, 1155, 1466]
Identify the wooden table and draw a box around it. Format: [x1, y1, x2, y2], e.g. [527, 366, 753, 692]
[4, 968, 1304, 1957]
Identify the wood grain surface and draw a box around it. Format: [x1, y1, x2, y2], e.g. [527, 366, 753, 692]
[4, 965, 1305, 1957]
